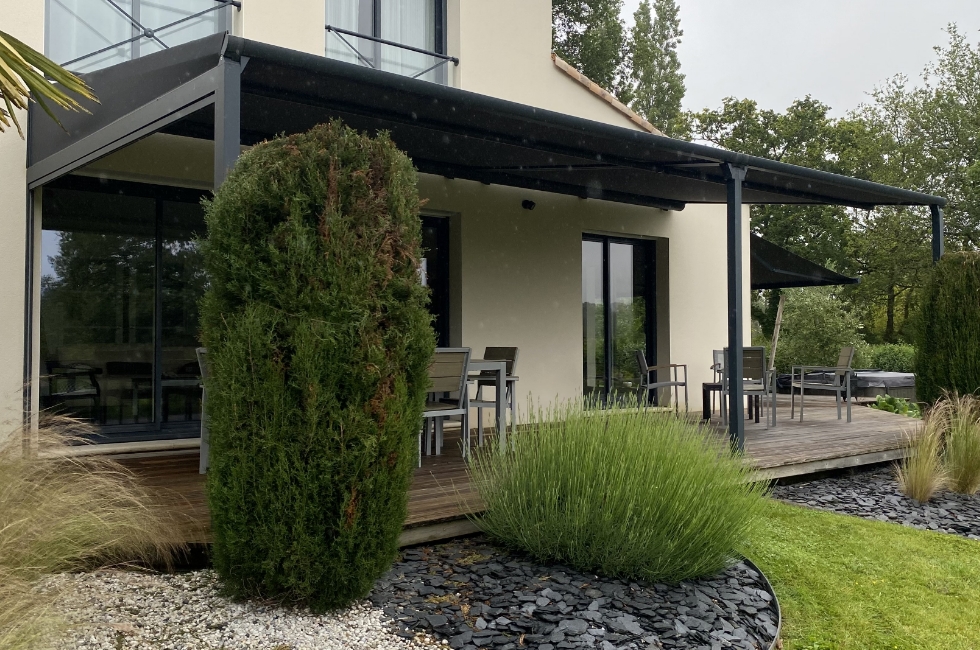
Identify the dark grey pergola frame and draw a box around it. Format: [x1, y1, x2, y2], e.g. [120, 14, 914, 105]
[27, 33, 947, 450]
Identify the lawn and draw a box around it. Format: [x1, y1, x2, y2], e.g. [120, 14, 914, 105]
[746, 501, 980, 650]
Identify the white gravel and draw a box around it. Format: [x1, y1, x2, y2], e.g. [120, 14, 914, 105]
[44, 569, 443, 650]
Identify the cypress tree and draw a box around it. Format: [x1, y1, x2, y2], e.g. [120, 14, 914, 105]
[628, 0, 686, 137]
[914, 252, 980, 403]
[199, 121, 434, 610]
[553, 0, 628, 95]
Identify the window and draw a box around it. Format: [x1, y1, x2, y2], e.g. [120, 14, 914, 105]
[325, 0, 448, 83]
[420, 216, 450, 346]
[40, 177, 209, 441]
[46, 0, 230, 73]
[583, 236, 657, 403]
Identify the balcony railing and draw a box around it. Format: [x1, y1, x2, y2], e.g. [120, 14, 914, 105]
[325, 24, 458, 85]
[56, 0, 239, 72]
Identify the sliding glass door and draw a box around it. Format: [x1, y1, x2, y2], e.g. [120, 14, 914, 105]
[40, 177, 209, 441]
[582, 236, 656, 404]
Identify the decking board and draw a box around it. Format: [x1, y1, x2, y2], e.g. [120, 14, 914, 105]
[117, 395, 913, 544]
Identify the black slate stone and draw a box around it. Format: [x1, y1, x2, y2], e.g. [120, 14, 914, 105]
[773, 467, 980, 540]
[371, 535, 779, 650]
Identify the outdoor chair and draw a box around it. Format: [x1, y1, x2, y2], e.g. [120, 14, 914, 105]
[635, 350, 688, 414]
[420, 347, 471, 466]
[468, 346, 519, 447]
[791, 346, 856, 423]
[196, 347, 209, 474]
[722, 346, 776, 428]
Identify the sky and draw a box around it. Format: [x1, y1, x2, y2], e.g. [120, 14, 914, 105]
[620, 0, 980, 116]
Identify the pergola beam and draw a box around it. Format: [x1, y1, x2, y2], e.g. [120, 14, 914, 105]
[931, 204, 945, 263]
[214, 56, 244, 188]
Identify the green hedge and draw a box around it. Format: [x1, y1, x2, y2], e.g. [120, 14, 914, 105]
[468, 402, 768, 582]
[199, 121, 434, 610]
[915, 252, 980, 404]
[868, 344, 916, 373]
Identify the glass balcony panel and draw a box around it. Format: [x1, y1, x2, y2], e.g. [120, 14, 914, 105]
[47, 0, 134, 73]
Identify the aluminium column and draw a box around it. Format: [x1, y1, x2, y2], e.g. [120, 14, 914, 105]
[723, 163, 747, 451]
[214, 56, 243, 188]
[930, 204, 945, 263]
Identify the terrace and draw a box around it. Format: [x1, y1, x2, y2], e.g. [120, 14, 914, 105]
[117, 394, 914, 546]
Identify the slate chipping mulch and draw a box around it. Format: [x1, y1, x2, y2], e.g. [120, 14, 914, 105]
[369, 535, 779, 650]
[772, 467, 980, 540]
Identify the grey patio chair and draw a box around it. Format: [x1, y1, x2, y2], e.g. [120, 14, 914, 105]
[791, 346, 856, 423]
[468, 346, 519, 447]
[420, 347, 471, 466]
[196, 347, 209, 474]
[722, 346, 776, 428]
[635, 350, 688, 414]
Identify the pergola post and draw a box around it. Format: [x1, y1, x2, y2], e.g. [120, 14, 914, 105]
[214, 56, 243, 188]
[723, 163, 747, 451]
[930, 204, 945, 263]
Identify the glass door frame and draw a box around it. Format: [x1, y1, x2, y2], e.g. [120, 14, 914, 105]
[582, 234, 658, 405]
[39, 175, 209, 441]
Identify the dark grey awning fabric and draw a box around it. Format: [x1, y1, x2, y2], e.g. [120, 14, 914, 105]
[751, 234, 858, 290]
[28, 33, 946, 210]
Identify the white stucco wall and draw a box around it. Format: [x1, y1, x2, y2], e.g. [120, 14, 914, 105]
[0, 1, 44, 443]
[448, 0, 641, 130]
[417, 174, 749, 412]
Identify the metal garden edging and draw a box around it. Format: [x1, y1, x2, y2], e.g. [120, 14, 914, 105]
[744, 557, 783, 650]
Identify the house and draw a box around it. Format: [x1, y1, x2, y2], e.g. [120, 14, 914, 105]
[0, 0, 944, 454]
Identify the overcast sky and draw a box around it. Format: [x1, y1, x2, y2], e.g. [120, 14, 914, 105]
[620, 0, 980, 115]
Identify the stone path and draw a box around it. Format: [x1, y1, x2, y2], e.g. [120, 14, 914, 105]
[370, 536, 779, 650]
[772, 467, 980, 540]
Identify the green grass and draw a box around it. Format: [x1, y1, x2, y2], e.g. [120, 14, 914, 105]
[746, 501, 980, 650]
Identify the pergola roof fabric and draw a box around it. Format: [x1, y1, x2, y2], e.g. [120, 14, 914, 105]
[28, 34, 946, 211]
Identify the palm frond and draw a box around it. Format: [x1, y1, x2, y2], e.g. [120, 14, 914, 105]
[0, 29, 98, 138]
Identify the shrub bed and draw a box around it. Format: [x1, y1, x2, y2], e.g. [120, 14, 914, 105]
[200, 121, 434, 610]
[468, 402, 768, 583]
[915, 251, 980, 403]
[867, 343, 916, 373]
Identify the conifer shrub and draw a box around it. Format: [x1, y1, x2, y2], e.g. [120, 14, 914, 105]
[468, 401, 768, 583]
[200, 121, 434, 610]
[915, 252, 980, 403]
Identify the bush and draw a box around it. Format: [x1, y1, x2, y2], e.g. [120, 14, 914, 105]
[937, 393, 980, 495]
[200, 121, 434, 610]
[0, 418, 180, 650]
[467, 401, 768, 583]
[867, 343, 916, 373]
[869, 395, 921, 418]
[914, 252, 980, 403]
[896, 418, 946, 503]
[773, 286, 867, 373]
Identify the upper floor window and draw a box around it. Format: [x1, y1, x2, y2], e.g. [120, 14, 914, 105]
[47, 0, 231, 73]
[326, 0, 451, 84]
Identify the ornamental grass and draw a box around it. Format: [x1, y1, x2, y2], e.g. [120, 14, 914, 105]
[0, 417, 182, 650]
[938, 393, 980, 495]
[467, 400, 768, 583]
[896, 416, 947, 503]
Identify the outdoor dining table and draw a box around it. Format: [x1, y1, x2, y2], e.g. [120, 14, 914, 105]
[467, 358, 509, 451]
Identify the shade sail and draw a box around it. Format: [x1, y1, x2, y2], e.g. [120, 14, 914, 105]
[28, 33, 946, 211]
[751, 234, 858, 290]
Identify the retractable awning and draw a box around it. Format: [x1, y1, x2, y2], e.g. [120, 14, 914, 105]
[28, 33, 946, 211]
[751, 235, 858, 290]
[25, 32, 944, 449]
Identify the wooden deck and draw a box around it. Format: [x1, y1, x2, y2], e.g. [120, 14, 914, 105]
[118, 395, 914, 545]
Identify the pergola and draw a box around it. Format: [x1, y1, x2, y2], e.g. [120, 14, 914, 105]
[27, 33, 946, 448]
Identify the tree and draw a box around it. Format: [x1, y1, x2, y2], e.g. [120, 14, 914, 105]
[628, 0, 686, 137]
[914, 252, 980, 403]
[0, 29, 95, 136]
[553, 0, 628, 95]
[200, 121, 435, 610]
